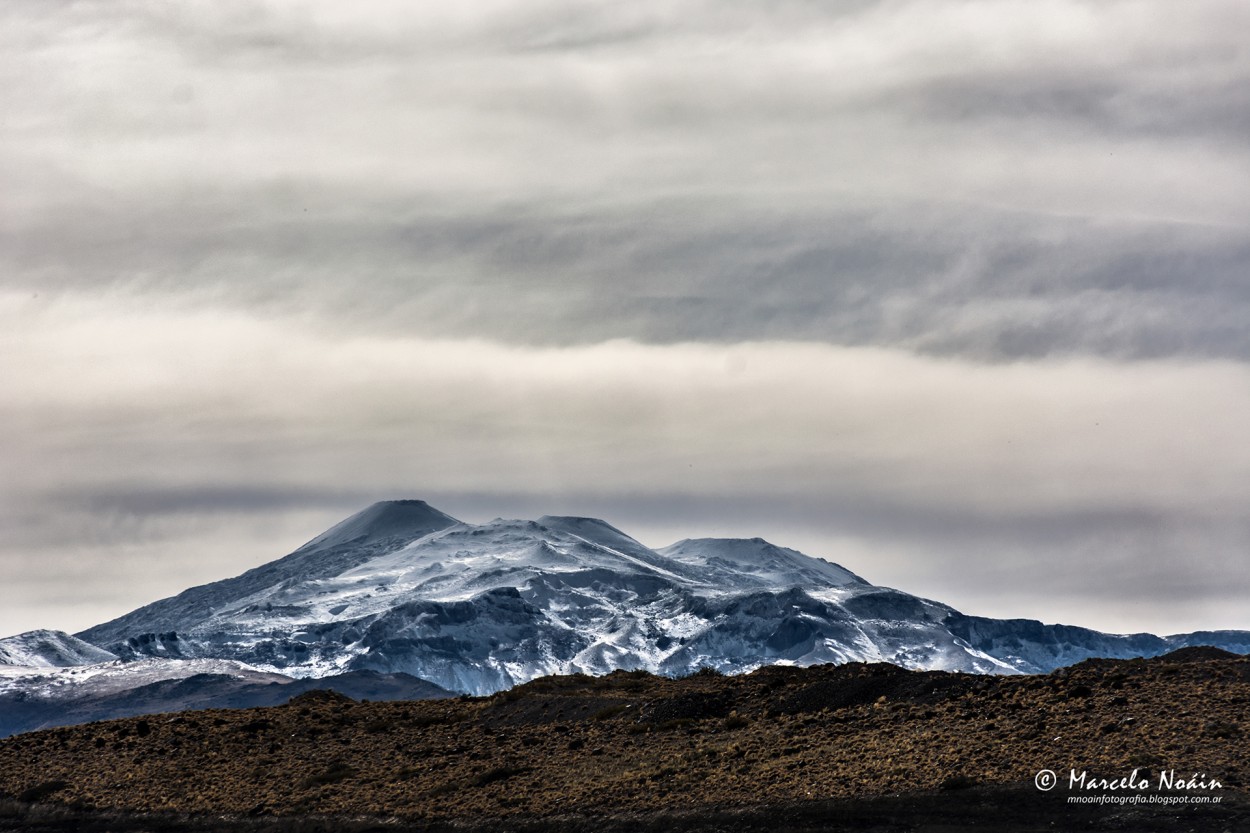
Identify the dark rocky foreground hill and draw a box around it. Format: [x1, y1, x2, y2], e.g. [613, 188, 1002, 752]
[1, 649, 1247, 832]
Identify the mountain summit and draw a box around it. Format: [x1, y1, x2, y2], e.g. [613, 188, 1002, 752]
[77, 500, 460, 653]
[62, 500, 1250, 695]
[296, 500, 461, 553]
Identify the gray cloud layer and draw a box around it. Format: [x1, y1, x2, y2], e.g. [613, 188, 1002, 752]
[1, 0, 1247, 638]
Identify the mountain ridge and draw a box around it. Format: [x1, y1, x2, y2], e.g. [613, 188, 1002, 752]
[34, 499, 1244, 698]
[75, 500, 462, 651]
[0, 630, 116, 668]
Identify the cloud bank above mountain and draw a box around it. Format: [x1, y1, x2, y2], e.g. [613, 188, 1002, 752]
[1, 0, 1247, 637]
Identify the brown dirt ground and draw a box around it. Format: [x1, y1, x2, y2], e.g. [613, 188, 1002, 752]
[0, 651, 1246, 831]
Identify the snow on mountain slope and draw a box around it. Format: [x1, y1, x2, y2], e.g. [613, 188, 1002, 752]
[0, 630, 117, 668]
[943, 615, 1250, 674]
[77, 500, 460, 651]
[69, 507, 924, 693]
[0, 657, 289, 699]
[536, 516, 708, 584]
[0, 658, 453, 737]
[299, 500, 460, 553]
[181, 517, 707, 649]
[50, 500, 1249, 697]
[1167, 631, 1250, 655]
[660, 538, 866, 590]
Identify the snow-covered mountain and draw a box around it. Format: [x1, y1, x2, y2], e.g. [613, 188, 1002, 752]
[0, 629, 117, 668]
[76, 499, 460, 656]
[54, 500, 1248, 696]
[0, 656, 451, 737]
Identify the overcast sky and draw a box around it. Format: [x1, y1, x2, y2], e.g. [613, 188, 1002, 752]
[3, 0, 1249, 640]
